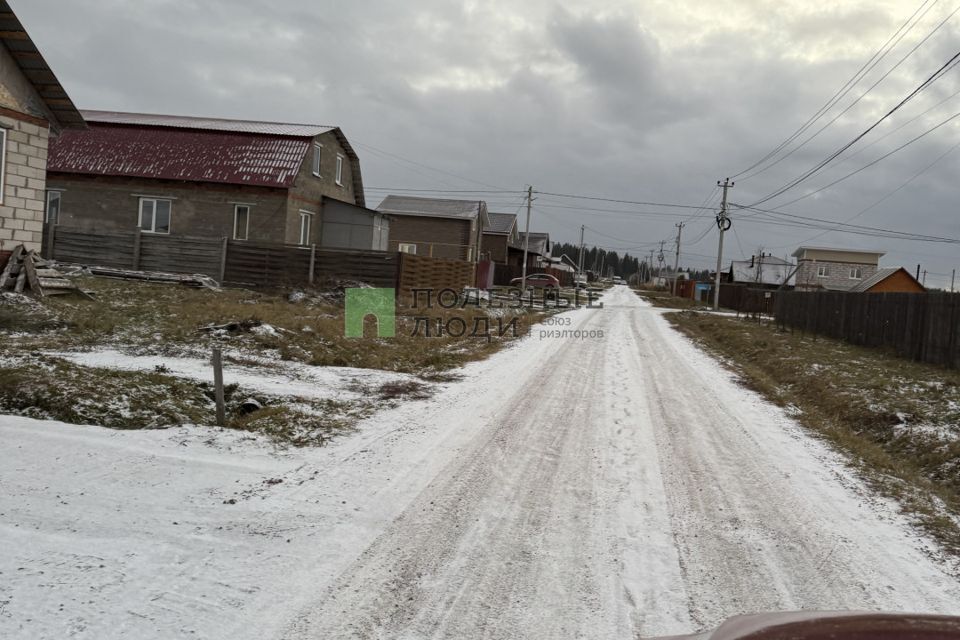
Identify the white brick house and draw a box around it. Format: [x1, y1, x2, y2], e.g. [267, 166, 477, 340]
[0, 3, 85, 253]
[791, 246, 885, 291]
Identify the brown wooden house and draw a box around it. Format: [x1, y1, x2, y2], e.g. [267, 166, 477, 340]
[481, 211, 518, 263]
[376, 195, 489, 261]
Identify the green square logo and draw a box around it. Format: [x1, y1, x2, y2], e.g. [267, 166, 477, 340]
[345, 288, 396, 338]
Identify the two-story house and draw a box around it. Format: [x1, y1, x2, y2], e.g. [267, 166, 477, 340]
[792, 246, 884, 290]
[46, 111, 388, 250]
[0, 2, 85, 254]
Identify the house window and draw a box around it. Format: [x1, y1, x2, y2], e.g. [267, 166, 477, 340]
[817, 265, 829, 277]
[299, 210, 313, 245]
[0, 128, 6, 206]
[849, 267, 862, 279]
[398, 242, 417, 254]
[335, 154, 344, 186]
[312, 144, 322, 177]
[46, 190, 62, 224]
[139, 197, 171, 234]
[233, 205, 250, 241]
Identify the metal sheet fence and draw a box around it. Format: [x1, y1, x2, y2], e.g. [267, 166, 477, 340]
[774, 290, 960, 368]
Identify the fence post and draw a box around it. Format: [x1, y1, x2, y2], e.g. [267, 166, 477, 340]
[132, 228, 142, 270]
[309, 243, 316, 285]
[219, 237, 228, 283]
[212, 347, 226, 427]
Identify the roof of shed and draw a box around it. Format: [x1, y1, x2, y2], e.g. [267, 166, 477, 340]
[376, 195, 486, 220]
[848, 267, 923, 292]
[0, 1, 85, 130]
[485, 212, 517, 234]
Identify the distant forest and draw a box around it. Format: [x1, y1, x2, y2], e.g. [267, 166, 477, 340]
[551, 242, 711, 281]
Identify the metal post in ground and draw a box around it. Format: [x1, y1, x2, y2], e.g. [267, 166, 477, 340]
[212, 347, 226, 427]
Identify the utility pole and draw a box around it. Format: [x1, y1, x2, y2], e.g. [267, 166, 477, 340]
[577, 224, 585, 284]
[951, 268, 955, 293]
[671, 222, 684, 296]
[648, 249, 655, 284]
[657, 240, 666, 286]
[713, 178, 734, 310]
[521, 185, 533, 291]
[923, 269, 927, 286]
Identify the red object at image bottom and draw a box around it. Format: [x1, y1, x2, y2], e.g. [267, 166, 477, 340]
[649, 612, 960, 640]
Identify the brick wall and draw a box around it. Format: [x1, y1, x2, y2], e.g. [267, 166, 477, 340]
[286, 130, 358, 245]
[46, 174, 290, 243]
[796, 260, 879, 290]
[0, 115, 49, 252]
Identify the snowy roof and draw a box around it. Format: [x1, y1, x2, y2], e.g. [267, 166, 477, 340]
[730, 257, 795, 286]
[376, 195, 487, 221]
[484, 212, 517, 234]
[81, 110, 335, 137]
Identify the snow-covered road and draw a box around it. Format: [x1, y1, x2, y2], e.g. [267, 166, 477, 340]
[2, 286, 958, 639]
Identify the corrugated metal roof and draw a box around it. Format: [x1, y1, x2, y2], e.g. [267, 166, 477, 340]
[512, 232, 550, 256]
[485, 212, 517, 234]
[0, 1, 85, 130]
[849, 267, 905, 292]
[81, 110, 334, 137]
[48, 123, 310, 188]
[792, 246, 885, 258]
[376, 195, 484, 220]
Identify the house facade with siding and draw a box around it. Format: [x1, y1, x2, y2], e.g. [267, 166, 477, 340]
[481, 211, 518, 263]
[792, 246, 884, 291]
[46, 111, 388, 251]
[0, 2, 85, 253]
[376, 195, 488, 261]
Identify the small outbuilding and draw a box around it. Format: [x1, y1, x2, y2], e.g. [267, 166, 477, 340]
[848, 267, 925, 293]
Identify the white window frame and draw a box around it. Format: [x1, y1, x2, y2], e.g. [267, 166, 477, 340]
[849, 267, 863, 280]
[0, 128, 6, 206]
[312, 143, 322, 177]
[299, 210, 314, 246]
[398, 242, 417, 254]
[816, 265, 829, 278]
[233, 204, 250, 241]
[46, 190, 63, 224]
[138, 197, 172, 234]
[335, 154, 344, 186]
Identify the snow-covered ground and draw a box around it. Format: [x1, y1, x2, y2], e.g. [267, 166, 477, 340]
[2, 286, 959, 639]
[47, 348, 417, 402]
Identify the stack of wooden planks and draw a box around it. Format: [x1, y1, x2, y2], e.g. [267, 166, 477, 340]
[0, 244, 89, 297]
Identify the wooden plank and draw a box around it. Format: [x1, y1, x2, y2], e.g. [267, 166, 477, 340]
[0, 244, 23, 289]
[22, 251, 43, 296]
[14, 270, 25, 293]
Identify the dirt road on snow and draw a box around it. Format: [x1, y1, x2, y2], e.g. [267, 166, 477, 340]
[286, 286, 960, 639]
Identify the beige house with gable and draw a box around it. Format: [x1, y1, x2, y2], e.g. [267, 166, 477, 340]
[0, 2, 85, 254]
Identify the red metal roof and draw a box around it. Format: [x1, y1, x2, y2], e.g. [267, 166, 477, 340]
[81, 110, 334, 137]
[48, 123, 311, 189]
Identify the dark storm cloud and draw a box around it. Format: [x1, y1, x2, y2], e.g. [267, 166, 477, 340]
[12, 0, 960, 286]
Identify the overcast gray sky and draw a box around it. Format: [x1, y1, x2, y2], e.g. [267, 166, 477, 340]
[17, 0, 960, 286]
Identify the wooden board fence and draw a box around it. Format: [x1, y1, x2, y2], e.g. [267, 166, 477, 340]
[775, 290, 960, 369]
